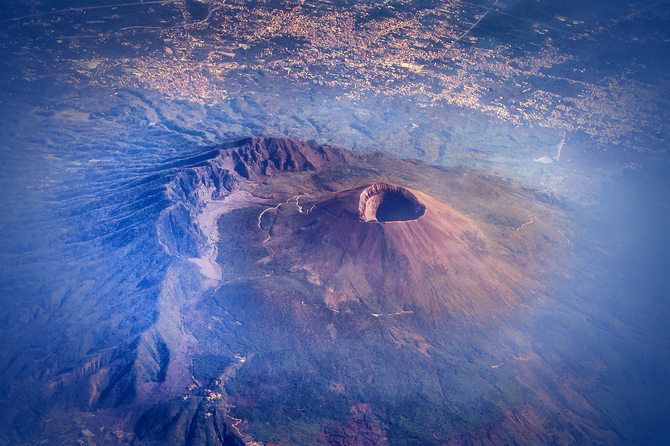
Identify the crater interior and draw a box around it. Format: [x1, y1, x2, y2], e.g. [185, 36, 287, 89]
[358, 183, 426, 222]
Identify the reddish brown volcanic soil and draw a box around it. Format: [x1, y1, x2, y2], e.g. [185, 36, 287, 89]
[263, 182, 539, 325]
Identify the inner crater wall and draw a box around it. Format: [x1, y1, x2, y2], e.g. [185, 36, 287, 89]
[358, 183, 426, 222]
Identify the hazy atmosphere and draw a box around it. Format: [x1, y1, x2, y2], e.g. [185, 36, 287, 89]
[0, 0, 669, 445]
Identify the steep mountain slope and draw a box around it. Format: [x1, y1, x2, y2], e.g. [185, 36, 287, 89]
[264, 182, 537, 325]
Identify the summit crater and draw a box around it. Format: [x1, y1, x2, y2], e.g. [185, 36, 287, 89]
[357, 183, 426, 223]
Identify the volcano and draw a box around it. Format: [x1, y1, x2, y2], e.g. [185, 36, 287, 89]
[140, 138, 602, 446]
[3, 137, 628, 446]
[262, 182, 535, 324]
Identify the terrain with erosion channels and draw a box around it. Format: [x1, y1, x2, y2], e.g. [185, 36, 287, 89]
[1, 137, 666, 446]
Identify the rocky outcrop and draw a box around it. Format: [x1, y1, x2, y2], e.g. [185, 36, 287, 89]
[224, 137, 347, 179]
[159, 137, 346, 259]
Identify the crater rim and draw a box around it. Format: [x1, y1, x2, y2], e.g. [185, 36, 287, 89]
[358, 183, 426, 223]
